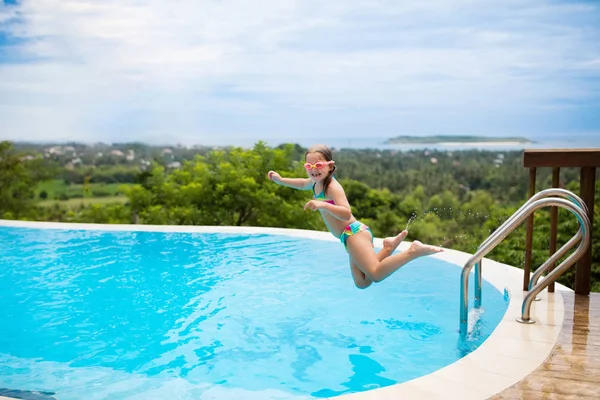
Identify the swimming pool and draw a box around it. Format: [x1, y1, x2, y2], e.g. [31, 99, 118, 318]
[0, 224, 508, 400]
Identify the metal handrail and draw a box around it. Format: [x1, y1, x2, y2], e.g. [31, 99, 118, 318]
[529, 230, 582, 291]
[478, 188, 587, 250]
[518, 207, 590, 323]
[471, 188, 588, 310]
[459, 197, 589, 335]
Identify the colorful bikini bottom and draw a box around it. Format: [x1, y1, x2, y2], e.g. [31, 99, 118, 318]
[340, 220, 373, 249]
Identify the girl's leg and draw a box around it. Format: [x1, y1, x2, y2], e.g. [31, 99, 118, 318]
[350, 259, 372, 289]
[349, 230, 409, 289]
[379, 230, 409, 259]
[346, 231, 443, 283]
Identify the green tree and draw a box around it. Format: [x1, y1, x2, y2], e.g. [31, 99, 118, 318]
[125, 142, 324, 229]
[0, 141, 57, 218]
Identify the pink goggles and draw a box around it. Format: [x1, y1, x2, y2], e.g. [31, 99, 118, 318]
[304, 161, 335, 170]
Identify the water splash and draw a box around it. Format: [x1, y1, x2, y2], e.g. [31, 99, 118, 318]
[404, 214, 417, 230]
[404, 208, 440, 231]
[466, 307, 485, 336]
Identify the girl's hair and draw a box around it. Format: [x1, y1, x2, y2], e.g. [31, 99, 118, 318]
[306, 144, 337, 194]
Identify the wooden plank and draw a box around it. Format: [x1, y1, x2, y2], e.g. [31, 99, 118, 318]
[491, 389, 599, 399]
[524, 167, 536, 290]
[523, 149, 600, 168]
[575, 167, 596, 295]
[548, 167, 560, 293]
[494, 292, 600, 399]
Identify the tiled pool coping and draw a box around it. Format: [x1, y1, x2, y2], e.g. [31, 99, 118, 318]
[0, 219, 570, 400]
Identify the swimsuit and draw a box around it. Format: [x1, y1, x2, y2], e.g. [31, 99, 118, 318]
[312, 182, 335, 205]
[340, 221, 373, 249]
[312, 181, 373, 250]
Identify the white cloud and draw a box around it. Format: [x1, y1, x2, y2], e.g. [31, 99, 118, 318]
[0, 0, 599, 144]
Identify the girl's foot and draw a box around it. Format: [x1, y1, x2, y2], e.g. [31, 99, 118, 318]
[408, 240, 444, 256]
[383, 230, 409, 252]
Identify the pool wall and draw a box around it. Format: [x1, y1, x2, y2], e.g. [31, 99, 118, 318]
[0, 219, 570, 400]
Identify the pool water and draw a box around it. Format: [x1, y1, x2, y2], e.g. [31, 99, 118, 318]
[0, 226, 508, 399]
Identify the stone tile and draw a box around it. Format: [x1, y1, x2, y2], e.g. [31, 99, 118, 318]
[469, 349, 547, 380]
[506, 302, 565, 326]
[476, 335, 554, 360]
[489, 319, 561, 343]
[404, 374, 488, 400]
[432, 362, 518, 397]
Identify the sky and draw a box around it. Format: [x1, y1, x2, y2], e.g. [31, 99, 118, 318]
[0, 0, 599, 146]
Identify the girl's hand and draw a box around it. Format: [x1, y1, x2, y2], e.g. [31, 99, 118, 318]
[268, 170, 281, 183]
[304, 200, 323, 211]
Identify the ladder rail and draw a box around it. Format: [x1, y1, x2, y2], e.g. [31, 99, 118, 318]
[459, 197, 588, 335]
[528, 230, 582, 290]
[471, 188, 587, 310]
[520, 209, 591, 322]
[477, 188, 587, 251]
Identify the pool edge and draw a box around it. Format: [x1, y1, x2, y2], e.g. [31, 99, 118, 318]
[0, 219, 567, 400]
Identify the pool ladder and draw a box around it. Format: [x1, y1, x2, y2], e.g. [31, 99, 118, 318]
[459, 188, 591, 335]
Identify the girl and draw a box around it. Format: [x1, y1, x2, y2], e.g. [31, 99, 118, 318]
[268, 144, 443, 289]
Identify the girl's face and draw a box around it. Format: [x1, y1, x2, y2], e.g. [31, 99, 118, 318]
[305, 152, 334, 182]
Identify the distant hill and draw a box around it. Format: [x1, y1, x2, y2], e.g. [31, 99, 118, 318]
[384, 135, 533, 144]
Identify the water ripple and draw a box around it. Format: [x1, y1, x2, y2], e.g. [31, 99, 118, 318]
[0, 226, 507, 399]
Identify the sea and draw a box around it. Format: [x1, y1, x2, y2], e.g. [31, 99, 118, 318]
[206, 132, 600, 152]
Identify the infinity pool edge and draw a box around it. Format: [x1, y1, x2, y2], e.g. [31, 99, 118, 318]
[0, 219, 567, 400]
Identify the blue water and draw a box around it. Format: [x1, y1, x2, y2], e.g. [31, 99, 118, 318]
[233, 132, 600, 151]
[0, 226, 508, 400]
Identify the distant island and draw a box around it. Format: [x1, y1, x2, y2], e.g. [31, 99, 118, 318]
[384, 135, 533, 145]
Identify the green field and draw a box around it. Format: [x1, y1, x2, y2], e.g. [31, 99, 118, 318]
[34, 180, 132, 210]
[35, 179, 133, 200]
[39, 196, 129, 209]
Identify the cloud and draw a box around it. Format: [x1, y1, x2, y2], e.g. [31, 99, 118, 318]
[0, 0, 599, 144]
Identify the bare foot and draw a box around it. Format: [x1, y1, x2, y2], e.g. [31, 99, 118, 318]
[383, 230, 409, 252]
[408, 240, 444, 256]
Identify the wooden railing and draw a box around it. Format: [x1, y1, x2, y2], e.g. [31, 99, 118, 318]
[523, 149, 599, 295]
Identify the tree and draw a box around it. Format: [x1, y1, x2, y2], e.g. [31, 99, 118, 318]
[0, 141, 57, 218]
[124, 142, 324, 229]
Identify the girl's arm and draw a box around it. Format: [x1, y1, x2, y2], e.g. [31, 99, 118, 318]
[268, 171, 312, 190]
[305, 182, 353, 220]
[321, 202, 352, 221]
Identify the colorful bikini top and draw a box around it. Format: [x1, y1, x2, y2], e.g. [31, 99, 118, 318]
[312, 182, 336, 205]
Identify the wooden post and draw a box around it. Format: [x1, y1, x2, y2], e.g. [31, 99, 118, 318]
[575, 167, 596, 295]
[523, 149, 600, 296]
[523, 167, 536, 291]
[548, 167, 560, 293]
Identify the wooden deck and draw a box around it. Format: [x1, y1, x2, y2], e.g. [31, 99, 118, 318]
[491, 291, 600, 399]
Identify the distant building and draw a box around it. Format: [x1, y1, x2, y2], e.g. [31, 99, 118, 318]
[47, 146, 63, 155]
